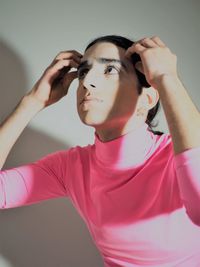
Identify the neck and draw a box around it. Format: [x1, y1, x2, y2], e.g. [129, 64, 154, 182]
[95, 119, 146, 142]
[94, 121, 155, 170]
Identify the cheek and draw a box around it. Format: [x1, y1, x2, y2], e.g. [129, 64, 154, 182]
[102, 77, 121, 95]
[114, 82, 139, 110]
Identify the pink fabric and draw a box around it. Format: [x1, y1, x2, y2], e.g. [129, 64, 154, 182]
[1, 122, 200, 266]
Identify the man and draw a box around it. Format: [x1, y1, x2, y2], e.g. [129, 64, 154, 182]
[1, 35, 200, 266]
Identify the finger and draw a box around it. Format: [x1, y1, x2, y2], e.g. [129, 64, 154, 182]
[50, 55, 81, 66]
[55, 54, 82, 64]
[51, 59, 79, 72]
[151, 36, 166, 47]
[50, 54, 82, 67]
[46, 59, 79, 82]
[55, 50, 83, 59]
[55, 50, 83, 61]
[140, 37, 158, 48]
[62, 71, 78, 94]
[70, 55, 82, 65]
[125, 43, 145, 58]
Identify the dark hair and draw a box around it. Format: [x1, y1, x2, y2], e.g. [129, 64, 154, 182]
[85, 35, 164, 135]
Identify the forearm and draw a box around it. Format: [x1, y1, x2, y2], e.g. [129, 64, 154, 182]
[0, 95, 43, 169]
[155, 74, 200, 155]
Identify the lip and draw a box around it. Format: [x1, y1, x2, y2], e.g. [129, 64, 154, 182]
[80, 97, 103, 105]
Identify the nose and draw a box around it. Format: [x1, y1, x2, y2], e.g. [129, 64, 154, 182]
[82, 69, 97, 90]
[83, 84, 96, 90]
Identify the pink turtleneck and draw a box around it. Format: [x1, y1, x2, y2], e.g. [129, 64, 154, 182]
[1, 123, 200, 266]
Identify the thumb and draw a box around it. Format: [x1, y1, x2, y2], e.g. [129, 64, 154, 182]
[63, 71, 78, 87]
[62, 71, 78, 95]
[135, 61, 144, 74]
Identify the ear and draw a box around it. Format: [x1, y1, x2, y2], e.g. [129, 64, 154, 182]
[140, 86, 159, 110]
[135, 61, 144, 74]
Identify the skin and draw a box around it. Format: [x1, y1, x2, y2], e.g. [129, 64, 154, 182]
[76, 42, 159, 142]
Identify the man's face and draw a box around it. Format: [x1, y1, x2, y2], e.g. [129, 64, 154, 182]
[76, 42, 142, 129]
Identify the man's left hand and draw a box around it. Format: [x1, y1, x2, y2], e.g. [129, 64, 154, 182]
[125, 36, 178, 89]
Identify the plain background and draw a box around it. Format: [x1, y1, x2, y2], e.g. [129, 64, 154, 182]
[0, 0, 199, 266]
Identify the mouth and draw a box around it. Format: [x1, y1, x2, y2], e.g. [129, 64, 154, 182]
[79, 97, 103, 105]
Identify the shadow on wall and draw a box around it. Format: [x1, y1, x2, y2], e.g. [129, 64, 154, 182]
[0, 40, 103, 267]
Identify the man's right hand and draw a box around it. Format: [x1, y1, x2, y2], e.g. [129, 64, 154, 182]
[27, 50, 83, 109]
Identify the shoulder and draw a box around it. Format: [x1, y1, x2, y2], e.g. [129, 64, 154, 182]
[35, 142, 94, 165]
[149, 131, 174, 162]
[60, 143, 94, 163]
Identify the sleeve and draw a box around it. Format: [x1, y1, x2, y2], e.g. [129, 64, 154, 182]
[0, 149, 70, 209]
[173, 146, 200, 226]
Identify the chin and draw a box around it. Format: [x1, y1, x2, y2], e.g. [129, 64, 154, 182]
[79, 112, 108, 127]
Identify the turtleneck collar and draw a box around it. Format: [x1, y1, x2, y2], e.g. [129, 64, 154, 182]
[94, 123, 156, 170]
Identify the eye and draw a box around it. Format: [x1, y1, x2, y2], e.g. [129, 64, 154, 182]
[105, 65, 119, 74]
[78, 68, 89, 80]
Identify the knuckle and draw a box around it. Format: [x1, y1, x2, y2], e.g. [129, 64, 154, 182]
[64, 59, 75, 67]
[135, 42, 140, 47]
[67, 50, 76, 55]
[152, 35, 159, 40]
[140, 37, 149, 43]
[55, 50, 76, 60]
[45, 68, 53, 75]
[54, 58, 59, 64]
[61, 58, 69, 64]
[56, 51, 64, 57]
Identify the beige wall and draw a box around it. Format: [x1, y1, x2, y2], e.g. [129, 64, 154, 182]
[0, 0, 199, 266]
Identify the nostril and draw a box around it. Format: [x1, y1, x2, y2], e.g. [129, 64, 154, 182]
[83, 84, 96, 90]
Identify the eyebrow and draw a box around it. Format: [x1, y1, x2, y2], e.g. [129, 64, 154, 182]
[77, 57, 128, 72]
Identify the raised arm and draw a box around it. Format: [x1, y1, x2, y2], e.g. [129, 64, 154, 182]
[0, 50, 82, 209]
[0, 49, 82, 169]
[125, 36, 200, 225]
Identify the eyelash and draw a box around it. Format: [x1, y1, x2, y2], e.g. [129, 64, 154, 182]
[78, 65, 119, 79]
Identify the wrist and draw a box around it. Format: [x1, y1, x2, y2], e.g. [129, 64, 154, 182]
[20, 94, 45, 114]
[152, 74, 180, 90]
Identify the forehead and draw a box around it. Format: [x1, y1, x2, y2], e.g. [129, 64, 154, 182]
[83, 42, 125, 59]
[81, 42, 133, 70]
